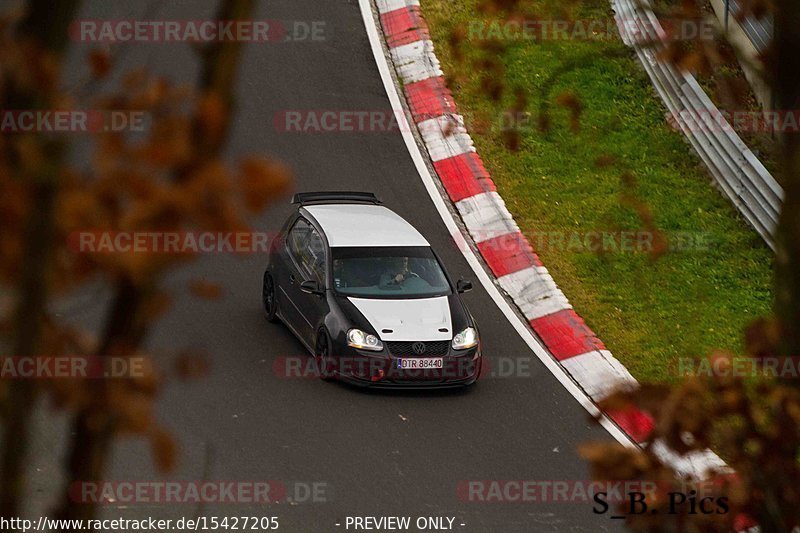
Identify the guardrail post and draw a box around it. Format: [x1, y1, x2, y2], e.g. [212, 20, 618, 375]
[724, 0, 730, 31]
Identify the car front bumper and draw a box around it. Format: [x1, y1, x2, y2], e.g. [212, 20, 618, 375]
[326, 343, 482, 388]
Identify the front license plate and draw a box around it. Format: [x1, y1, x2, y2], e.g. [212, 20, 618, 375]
[396, 358, 443, 370]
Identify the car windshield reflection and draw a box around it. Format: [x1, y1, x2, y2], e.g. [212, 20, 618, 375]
[332, 246, 451, 298]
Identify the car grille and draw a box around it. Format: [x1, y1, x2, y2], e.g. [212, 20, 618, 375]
[386, 340, 450, 357]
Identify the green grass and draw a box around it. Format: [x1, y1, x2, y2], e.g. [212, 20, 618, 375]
[423, 0, 774, 382]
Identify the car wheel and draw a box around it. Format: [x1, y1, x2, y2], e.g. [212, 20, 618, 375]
[262, 272, 279, 323]
[315, 329, 335, 381]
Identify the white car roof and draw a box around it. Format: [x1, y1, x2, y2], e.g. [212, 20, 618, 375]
[302, 204, 430, 248]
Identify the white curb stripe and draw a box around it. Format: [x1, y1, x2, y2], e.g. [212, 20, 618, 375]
[376, 0, 420, 14]
[560, 351, 638, 402]
[496, 266, 573, 321]
[650, 440, 729, 479]
[417, 114, 476, 161]
[389, 40, 443, 84]
[455, 192, 519, 243]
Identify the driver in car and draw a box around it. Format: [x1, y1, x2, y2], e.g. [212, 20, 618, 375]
[380, 257, 418, 285]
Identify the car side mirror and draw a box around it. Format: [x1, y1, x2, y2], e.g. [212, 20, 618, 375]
[457, 279, 473, 293]
[300, 280, 325, 296]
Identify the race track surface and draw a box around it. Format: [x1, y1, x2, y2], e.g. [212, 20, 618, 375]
[25, 1, 624, 531]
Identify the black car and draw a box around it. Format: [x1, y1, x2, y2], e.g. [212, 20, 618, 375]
[262, 192, 482, 388]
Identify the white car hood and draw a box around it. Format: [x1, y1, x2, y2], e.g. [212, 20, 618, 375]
[348, 296, 452, 341]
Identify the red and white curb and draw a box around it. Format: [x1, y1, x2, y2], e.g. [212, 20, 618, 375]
[369, 0, 727, 479]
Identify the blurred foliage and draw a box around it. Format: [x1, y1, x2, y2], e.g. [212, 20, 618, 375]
[0, 0, 291, 524]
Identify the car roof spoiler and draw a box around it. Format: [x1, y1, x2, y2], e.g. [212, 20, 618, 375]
[291, 191, 382, 205]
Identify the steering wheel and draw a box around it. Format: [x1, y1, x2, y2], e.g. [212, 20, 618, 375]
[394, 271, 420, 284]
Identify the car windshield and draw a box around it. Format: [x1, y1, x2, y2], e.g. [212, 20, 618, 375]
[332, 246, 451, 299]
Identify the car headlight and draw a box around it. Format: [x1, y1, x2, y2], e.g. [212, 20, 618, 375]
[452, 327, 478, 350]
[347, 329, 384, 351]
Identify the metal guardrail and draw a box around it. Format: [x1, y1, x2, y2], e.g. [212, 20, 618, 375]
[724, 0, 773, 53]
[612, 0, 783, 250]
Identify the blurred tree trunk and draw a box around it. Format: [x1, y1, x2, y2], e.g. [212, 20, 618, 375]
[17, 0, 80, 53]
[200, 0, 254, 106]
[193, 0, 254, 163]
[58, 278, 148, 524]
[0, 0, 80, 518]
[774, 0, 800, 359]
[57, 0, 255, 526]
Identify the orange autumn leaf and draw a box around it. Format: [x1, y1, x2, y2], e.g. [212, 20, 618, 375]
[196, 91, 227, 144]
[239, 156, 292, 213]
[88, 48, 112, 79]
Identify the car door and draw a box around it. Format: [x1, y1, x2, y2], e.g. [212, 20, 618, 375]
[294, 224, 330, 344]
[283, 218, 328, 346]
[280, 218, 314, 346]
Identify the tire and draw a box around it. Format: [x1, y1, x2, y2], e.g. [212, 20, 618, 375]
[262, 272, 279, 323]
[314, 329, 335, 381]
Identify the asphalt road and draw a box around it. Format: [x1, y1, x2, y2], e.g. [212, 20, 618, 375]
[20, 0, 624, 530]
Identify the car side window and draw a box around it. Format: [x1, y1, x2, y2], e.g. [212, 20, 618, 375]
[288, 218, 311, 260]
[287, 218, 326, 285]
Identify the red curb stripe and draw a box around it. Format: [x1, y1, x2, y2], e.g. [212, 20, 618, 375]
[478, 232, 543, 278]
[530, 309, 606, 361]
[381, 7, 430, 48]
[734, 514, 757, 532]
[433, 152, 496, 203]
[607, 408, 655, 443]
[405, 77, 457, 122]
